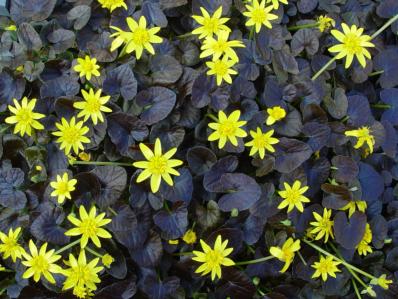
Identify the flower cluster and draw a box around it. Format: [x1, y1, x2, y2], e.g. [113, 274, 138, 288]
[207, 109, 282, 160]
[0, 205, 113, 298]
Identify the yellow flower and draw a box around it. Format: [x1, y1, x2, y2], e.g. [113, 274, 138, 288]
[133, 138, 183, 193]
[311, 255, 341, 281]
[168, 239, 179, 245]
[183, 229, 197, 245]
[266, 106, 286, 125]
[101, 254, 114, 268]
[357, 240, 372, 256]
[110, 16, 163, 59]
[22, 240, 63, 284]
[65, 205, 112, 248]
[310, 208, 334, 243]
[53, 117, 90, 155]
[243, 0, 278, 33]
[62, 250, 103, 295]
[5, 97, 45, 137]
[0, 264, 6, 271]
[73, 55, 101, 81]
[5, 24, 17, 31]
[317, 15, 335, 32]
[0, 227, 25, 262]
[245, 128, 279, 159]
[200, 31, 245, 63]
[269, 238, 301, 273]
[356, 223, 372, 256]
[345, 126, 375, 153]
[376, 274, 393, 290]
[78, 152, 91, 161]
[266, 0, 288, 9]
[278, 180, 310, 213]
[192, 235, 235, 281]
[50, 173, 77, 204]
[192, 6, 231, 39]
[74, 88, 112, 125]
[208, 110, 247, 149]
[206, 56, 238, 86]
[97, 0, 127, 12]
[329, 23, 375, 68]
[340, 200, 367, 217]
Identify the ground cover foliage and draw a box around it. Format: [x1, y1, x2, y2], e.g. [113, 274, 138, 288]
[0, 0, 397, 298]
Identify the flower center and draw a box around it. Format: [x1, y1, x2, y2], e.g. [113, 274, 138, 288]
[16, 108, 33, 123]
[219, 120, 237, 137]
[74, 265, 92, 282]
[63, 127, 81, 144]
[285, 189, 301, 204]
[132, 28, 150, 45]
[343, 34, 362, 54]
[318, 262, 331, 273]
[31, 255, 49, 273]
[318, 218, 332, 231]
[85, 97, 102, 113]
[251, 8, 266, 23]
[80, 219, 98, 238]
[212, 40, 228, 53]
[4, 238, 18, 251]
[57, 181, 70, 194]
[82, 61, 95, 72]
[203, 18, 219, 33]
[206, 249, 223, 267]
[253, 135, 269, 149]
[281, 249, 294, 262]
[148, 156, 168, 175]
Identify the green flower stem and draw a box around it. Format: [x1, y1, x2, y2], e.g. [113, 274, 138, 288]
[249, 27, 255, 40]
[205, 113, 219, 122]
[234, 255, 274, 266]
[303, 239, 376, 281]
[297, 250, 308, 266]
[173, 252, 193, 256]
[311, 56, 337, 81]
[86, 246, 103, 258]
[352, 279, 363, 299]
[55, 238, 81, 255]
[177, 32, 194, 39]
[368, 70, 384, 77]
[329, 243, 368, 289]
[371, 104, 391, 109]
[108, 207, 118, 216]
[311, 13, 398, 81]
[371, 14, 398, 40]
[71, 161, 133, 167]
[287, 23, 319, 31]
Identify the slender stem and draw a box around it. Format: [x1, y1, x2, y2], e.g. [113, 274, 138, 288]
[249, 27, 255, 40]
[287, 23, 319, 31]
[371, 104, 391, 109]
[234, 255, 274, 266]
[329, 243, 368, 289]
[71, 161, 133, 167]
[297, 251, 307, 266]
[352, 279, 362, 299]
[177, 32, 194, 39]
[55, 238, 81, 255]
[303, 240, 376, 280]
[173, 252, 193, 256]
[86, 246, 103, 258]
[108, 207, 118, 216]
[368, 70, 384, 77]
[311, 57, 337, 80]
[371, 14, 398, 40]
[205, 113, 219, 122]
